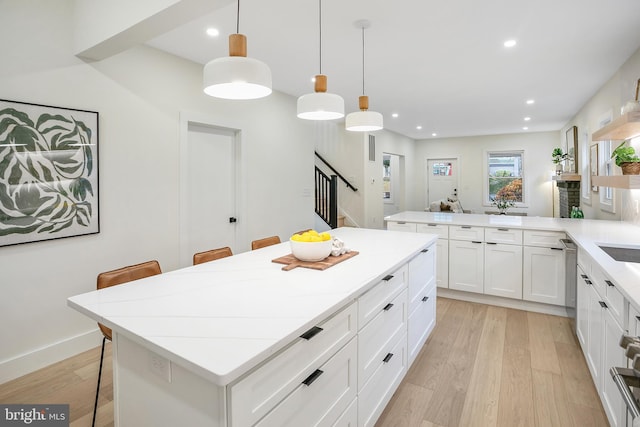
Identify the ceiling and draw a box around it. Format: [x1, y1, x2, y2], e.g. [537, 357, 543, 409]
[147, 0, 640, 140]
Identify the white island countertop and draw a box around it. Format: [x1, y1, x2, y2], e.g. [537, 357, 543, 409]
[67, 227, 437, 386]
[385, 211, 640, 312]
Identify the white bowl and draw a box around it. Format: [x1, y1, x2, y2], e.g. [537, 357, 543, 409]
[290, 238, 332, 262]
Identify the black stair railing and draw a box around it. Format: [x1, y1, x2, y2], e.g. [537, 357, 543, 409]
[314, 151, 358, 192]
[315, 166, 338, 229]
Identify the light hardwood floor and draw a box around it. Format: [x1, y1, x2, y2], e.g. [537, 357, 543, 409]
[0, 298, 609, 427]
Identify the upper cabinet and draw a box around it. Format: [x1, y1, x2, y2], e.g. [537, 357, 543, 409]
[592, 111, 640, 141]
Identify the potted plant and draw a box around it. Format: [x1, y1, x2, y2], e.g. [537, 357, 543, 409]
[552, 148, 567, 175]
[611, 140, 640, 175]
[490, 195, 516, 214]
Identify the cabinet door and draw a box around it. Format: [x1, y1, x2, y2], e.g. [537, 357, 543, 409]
[523, 246, 565, 306]
[408, 245, 435, 304]
[408, 284, 436, 366]
[602, 307, 626, 427]
[484, 243, 523, 299]
[576, 266, 591, 351]
[449, 240, 484, 294]
[436, 239, 449, 288]
[586, 284, 604, 391]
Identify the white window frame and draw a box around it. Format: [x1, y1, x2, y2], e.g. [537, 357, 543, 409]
[597, 112, 615, 213]
[483, 150, 526, 207]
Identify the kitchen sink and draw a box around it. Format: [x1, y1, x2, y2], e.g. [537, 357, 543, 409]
[598, 244, 640, 263]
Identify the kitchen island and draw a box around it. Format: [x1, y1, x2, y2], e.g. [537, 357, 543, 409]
[68, 227, 438, 427]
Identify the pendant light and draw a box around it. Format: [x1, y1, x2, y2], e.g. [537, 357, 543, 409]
[345, 20, 383, 131]
[297, 0, 344, 120]
[203, 0, 272, 100]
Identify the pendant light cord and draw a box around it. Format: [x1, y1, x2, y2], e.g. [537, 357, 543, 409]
[361, 26, 365, 95]
[319, 0, 322, 74]
[236, 0, 240, 34]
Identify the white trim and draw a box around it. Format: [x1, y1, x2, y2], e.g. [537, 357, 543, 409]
[483, 149, 526, 206]
[0, 329, 102, 384]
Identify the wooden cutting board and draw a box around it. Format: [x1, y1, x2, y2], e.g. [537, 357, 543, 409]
[272, 251, 359, 271]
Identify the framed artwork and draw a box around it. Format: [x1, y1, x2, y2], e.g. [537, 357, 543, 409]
[564, 126, 578, 173]
[0, 99, 99, 247]
[590, 143, 599, 192]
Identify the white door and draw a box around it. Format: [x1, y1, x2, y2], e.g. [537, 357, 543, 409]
[180, 122, 237, 266]
[426, 158, 459, 205]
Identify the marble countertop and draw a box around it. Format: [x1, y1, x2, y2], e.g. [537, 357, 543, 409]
[385, 211, 640, 312]
[67, 227, 437, 386]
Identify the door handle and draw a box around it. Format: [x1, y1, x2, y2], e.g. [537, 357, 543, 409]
[229, 217, 237, 223]
[302, 369, 324, 386]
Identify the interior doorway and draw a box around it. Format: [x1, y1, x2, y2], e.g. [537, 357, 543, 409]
[179, 120, 239, 267]
[426, 158, 459, 205]
[383, 153, 403, 217]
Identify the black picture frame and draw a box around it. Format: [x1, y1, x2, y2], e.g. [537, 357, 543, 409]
[0, 99, 99, 247]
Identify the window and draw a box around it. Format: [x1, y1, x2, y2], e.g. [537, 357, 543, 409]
[597, 114, 615, 213]
[486, 151, 524, 204]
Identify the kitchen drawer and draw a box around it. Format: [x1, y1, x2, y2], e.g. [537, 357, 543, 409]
[358, 265, 407, 328]
[449, 225, 484, 242]
[628, 304, 640, 336]
[416, 223, 448, 238]
[358, 333, 407, 427]
[386, 221, 417, 232]
[333, 398, 357, 427]
[230, 302, 357, 427]
[604, 277, 625, 328]
[408, 245, 435, 307]
[590, 263, 609, 301]
[523, 229, 565, 248]
[255, 338, 357, 427]
[577, 248, 591, 274]
[358, 290, 407, 389]
[485, 227, 523, 245]
[408, 284, 436, 366]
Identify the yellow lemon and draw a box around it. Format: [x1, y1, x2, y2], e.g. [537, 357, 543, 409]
[320, 232, 331, 241]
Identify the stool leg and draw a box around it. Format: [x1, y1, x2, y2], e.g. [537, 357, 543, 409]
[92, 336, 106, 427]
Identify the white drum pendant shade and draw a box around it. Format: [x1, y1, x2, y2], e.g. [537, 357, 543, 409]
[203, 56, 272, 100]
[203, 33, 272, 100]
[345, 110, 383, 131]
[297, 92, 345, 120]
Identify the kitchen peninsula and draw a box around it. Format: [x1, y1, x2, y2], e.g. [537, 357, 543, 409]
[67, 227, 438, 427]
[385, 210, 640, 427]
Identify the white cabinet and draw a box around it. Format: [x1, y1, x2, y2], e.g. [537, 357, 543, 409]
[407, 246, 436, 365]
[602, 307, 626, 427]
[435, 238, 449, 288]
[523, 246, 565, 306]
[386, 221, 417, 233]
[576, 265, 590, 350]
[485, 227, 523, 245]
[586, 283, 604, 387]
[523, 229, 565, 248]
[484, 243, 523, 299]
[449, 239, 484, 294]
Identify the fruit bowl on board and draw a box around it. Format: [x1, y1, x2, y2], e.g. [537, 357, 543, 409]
[290, 230, 332, 262]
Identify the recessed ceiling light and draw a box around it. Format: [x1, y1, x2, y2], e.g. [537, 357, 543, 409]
[504, 39, 517, 48]
[526, 99, 535, 105]
[523, 126, 529, 130]
[524, 117, 531, 121]
[206, 28, 220, 37]
[432, 133, 437, 137]
[416, 126, 422, 130]
[391, 113, 399, 118]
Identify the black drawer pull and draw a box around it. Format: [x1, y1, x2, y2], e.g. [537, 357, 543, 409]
[300, 326, 323, 340]
[302, 369, 324, 386]
[383, 353, 394, 363]
[382, 275, 394, 282]
[606, 280, 615, 287]
[422, 296, 429, 302]
[421, 248, 429, 253]
[599, 301, 608, 309]
[580, 274, 588, 279]
[486, 242, 497, 245]
[636, 316, 640, 322]
[497, 228, 509, 231]
[383, 303, 394, 311]
[427, 223, 437, 227]
[550, 247, 563, 251]
[585, 279, 592, 285]
[397, 221, 406, 224]
[472, 241, 482, 244]
[461, 226, 472, 229]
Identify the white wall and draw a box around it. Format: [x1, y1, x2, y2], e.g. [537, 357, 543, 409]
[565, 46, 640, 225]
[0, 1, 315, 382]
[414, 132, 560, 217]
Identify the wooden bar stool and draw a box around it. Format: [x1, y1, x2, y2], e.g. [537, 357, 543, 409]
[93, 260, 162, 427]
[193, 247, 233, 265]
[251, 236, 281, 250]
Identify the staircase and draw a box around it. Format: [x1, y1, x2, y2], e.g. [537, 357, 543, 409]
[314, 152, 358, 229]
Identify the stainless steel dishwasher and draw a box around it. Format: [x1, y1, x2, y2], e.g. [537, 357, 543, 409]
[560, 238, 577, 319]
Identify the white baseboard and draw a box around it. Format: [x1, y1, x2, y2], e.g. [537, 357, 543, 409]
[0, 329, 102, 384]
[437, 287, 571, 317]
